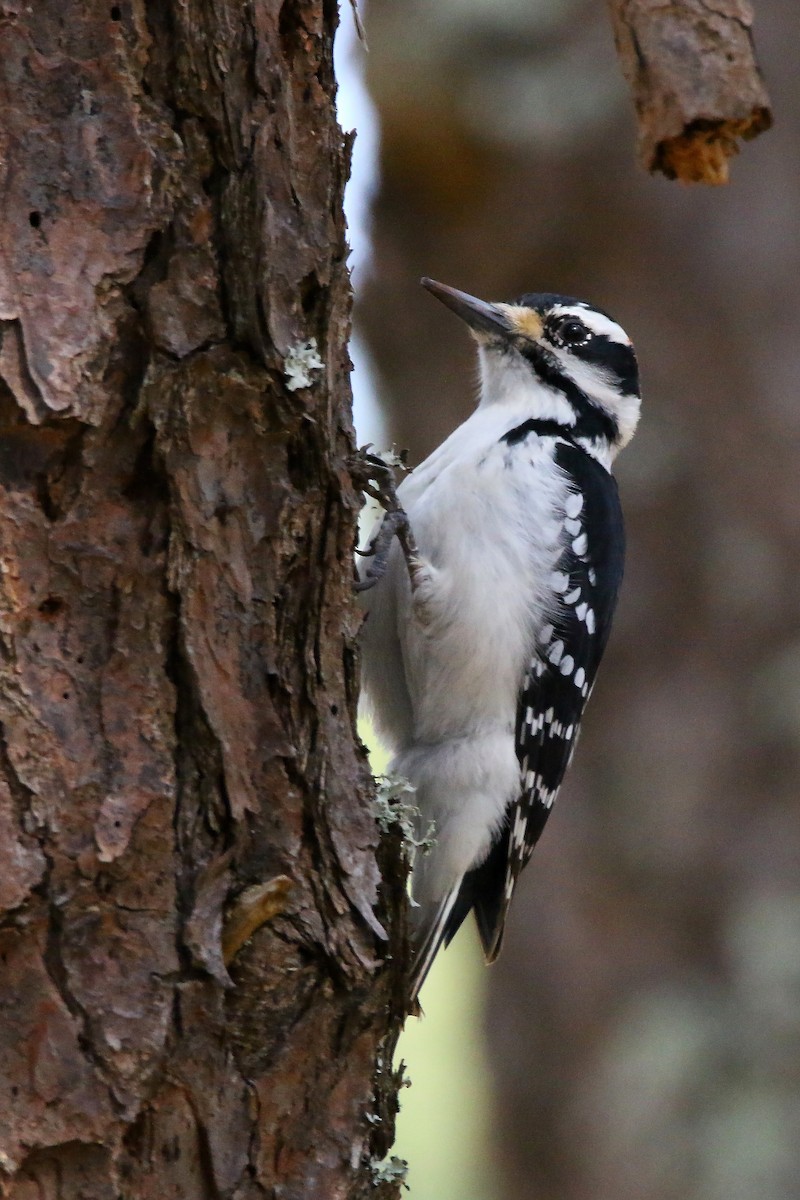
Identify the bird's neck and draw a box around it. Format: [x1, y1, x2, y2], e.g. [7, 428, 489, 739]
[477, 351, 619, 469]
[478, 351, 572, 417]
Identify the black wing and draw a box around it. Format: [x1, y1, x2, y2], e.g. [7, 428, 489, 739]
[465, 441, 625, 961]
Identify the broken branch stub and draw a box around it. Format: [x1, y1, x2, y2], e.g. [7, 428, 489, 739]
[608, 0, 772, 184]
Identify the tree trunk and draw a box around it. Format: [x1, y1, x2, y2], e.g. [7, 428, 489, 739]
[0, 3, 406, 1197]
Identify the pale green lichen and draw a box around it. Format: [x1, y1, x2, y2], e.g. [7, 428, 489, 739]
[283, 338, 324, 391]
[371, 1155, 410, 1188]
[374, 444, 410, 471]
[372, 773, 435, 854]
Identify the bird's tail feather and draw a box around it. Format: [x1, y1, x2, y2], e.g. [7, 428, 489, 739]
[407, 885, 461, 1002]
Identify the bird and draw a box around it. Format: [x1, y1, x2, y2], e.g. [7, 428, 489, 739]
[358, 278, 641, 1000]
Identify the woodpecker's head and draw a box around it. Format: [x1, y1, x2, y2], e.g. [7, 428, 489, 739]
[422, 277, 641, 460]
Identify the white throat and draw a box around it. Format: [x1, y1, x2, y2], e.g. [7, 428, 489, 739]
[477, 345, 575, 427]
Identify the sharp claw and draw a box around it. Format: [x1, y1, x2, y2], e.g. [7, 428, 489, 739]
[351, 448, 419, 594]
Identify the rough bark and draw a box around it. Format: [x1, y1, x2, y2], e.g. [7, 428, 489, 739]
[0, 3, 407, 1198]
[607, 0, 772, 182]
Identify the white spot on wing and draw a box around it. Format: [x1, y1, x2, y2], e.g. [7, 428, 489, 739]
[512, 807, 526, 847]
[565, 492, 583, 518]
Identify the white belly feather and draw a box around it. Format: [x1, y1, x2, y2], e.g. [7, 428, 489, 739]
[360, 405, 569, 898]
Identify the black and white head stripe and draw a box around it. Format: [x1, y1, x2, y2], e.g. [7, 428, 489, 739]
[520, 294, 640, 400]
[545, 306, 639, 400]
[546, 302, 632, 346]
[513, 343, 620, 447]
[450, 440, 626, 961]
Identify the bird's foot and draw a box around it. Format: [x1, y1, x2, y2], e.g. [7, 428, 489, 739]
[351, 446, 420, 593]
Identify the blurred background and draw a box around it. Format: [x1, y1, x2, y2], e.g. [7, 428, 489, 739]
[337, 1, 800, 1196]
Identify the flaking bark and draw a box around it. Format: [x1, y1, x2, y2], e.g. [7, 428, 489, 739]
[607, 0, 772, 182]
[0, 2, 407, 1197]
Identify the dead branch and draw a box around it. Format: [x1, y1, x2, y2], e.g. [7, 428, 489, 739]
[607, 0, 772, 183]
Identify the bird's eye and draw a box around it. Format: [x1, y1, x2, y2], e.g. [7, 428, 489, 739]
[552, 317, 588, 345]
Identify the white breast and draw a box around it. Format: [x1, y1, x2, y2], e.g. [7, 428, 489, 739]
[406, 423, 565, 740]
[361, 403, 569, 753]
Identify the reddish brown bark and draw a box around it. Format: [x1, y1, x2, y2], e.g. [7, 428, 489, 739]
[0, 3, 406, 1197]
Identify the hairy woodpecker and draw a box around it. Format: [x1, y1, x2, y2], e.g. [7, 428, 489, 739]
[359, 279, 641, 999]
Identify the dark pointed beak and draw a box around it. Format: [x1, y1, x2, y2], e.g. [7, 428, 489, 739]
[421, 278, 512, 338]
